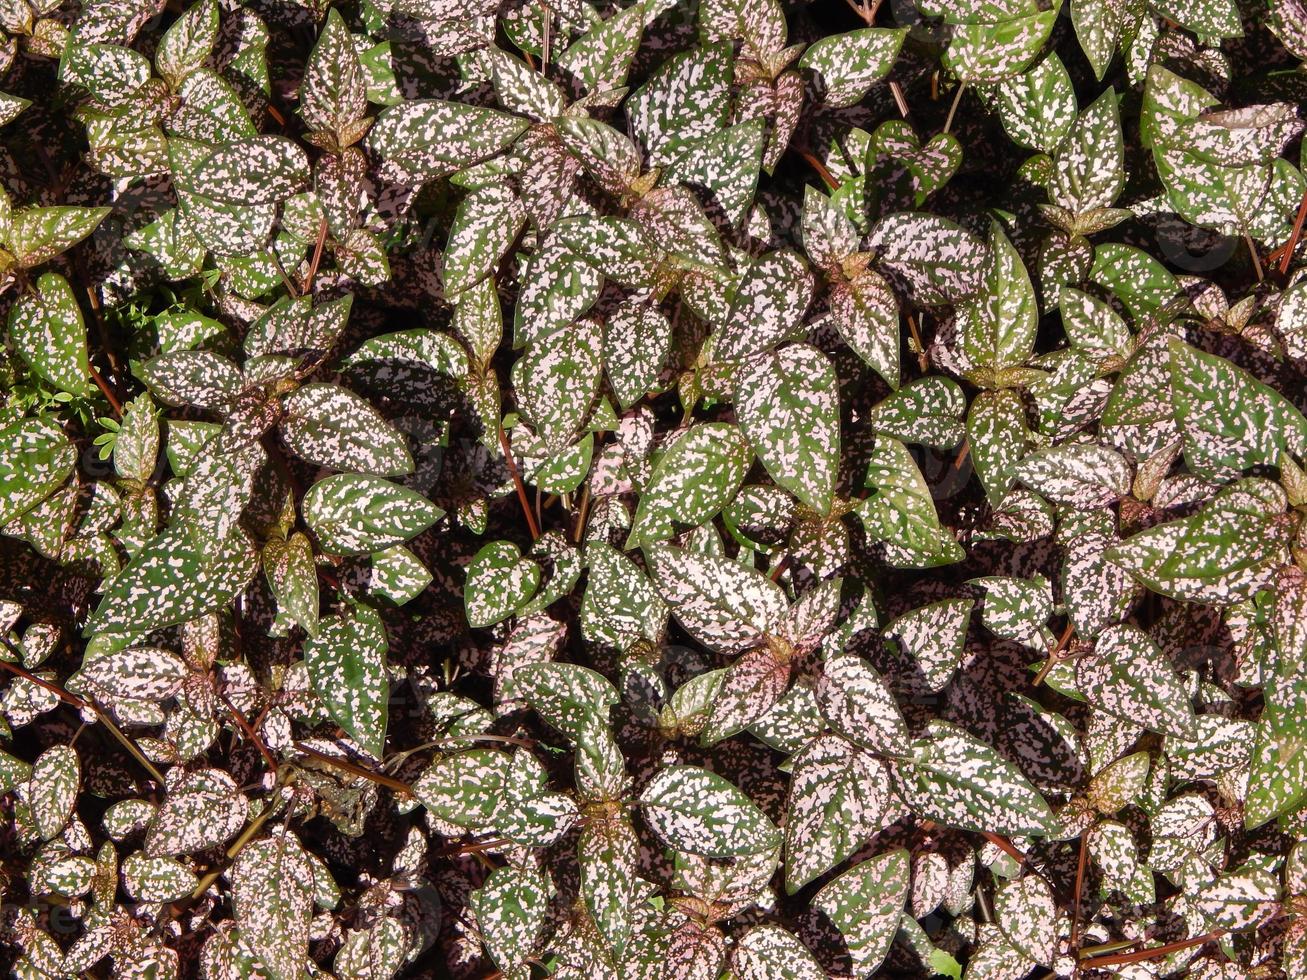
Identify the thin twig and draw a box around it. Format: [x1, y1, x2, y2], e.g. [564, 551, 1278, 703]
[88, 365, 123, 417]
[943, 82, 966, 134]
[539, 1, 551, 72]
[1070, 831, 1090, 955]
[953, 438, 970, 473]
[797, 147, 841, 191]
[1033, 623, 1076, 688]
[497, 424, 541, 540]
[1077, 931, 1224, 967]
[302, 217, 329, 295]
[216, 688, 278, 774]
[292, 742, 414, 795]
[906, 314, 929, 371]
[1274, 189, 1307, 275]
[889, 79, 910, 119]
[1244, 233, 1265, 282]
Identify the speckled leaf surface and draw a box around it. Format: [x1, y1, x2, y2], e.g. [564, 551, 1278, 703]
[303, 604, 389, 757]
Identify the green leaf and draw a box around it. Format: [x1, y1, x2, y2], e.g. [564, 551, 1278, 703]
[799, 28, 907, 109]
[603, 300, 671, 409]
[232, 832, 315, 980]
[7, 272, 91, 395]
[868, 377, 967, 447]
[943, 6, 1060, 82]
[0, 418, 76, 527]
[1246, 569, 1307, 828]
[513, 317, 603, 452]
[469, 867, 550, 975]
[155, 0, 218, 87]
[957, 222, 1037, 374]
[663, 118, 766, 226]
[1075, 624, 1196, 738]
[869, 212, 986, 304]
[1106, 479, 1292, 604]
[899, 722, 1057, 836]
[304, 604, 389, 757]
[784, 734, 891, 891]
[263, 532, 319, 637]
[1090, 243, 1178, 317]
[813, 849, 910, 976]
[7, 205, 110, 268]
[299, 9, 367, 141]
[1152, 0, 1241, 37]
[579, 817, 638, 959]
[736, 344, 840, 515]
[628, 423, 751, 546]
[857, 436, 965, 567]
[443, 184, 525, 298]
[302, 474, 442, 555]
[508, 662, 619, 740]
[464, 540, 541, 629]
[280, 383, 413, 476]
[1168, 338, 1307, 477]
[991, 52, 1076, 154]
[646, 541, 788, 654]
[966, 389, 1030, 505]
[715, 250, 814, 361]
[28, 745, 78, 840]
[733, 925, 826, 980]
[639, 765, 780, 858]
[1052, 88, 1125, 215]
[628, 42, 734, 165]
[368, 99, 528, 182]
[580, 542, 668, 653]
[414, 749, 513, 828]
[89, 524, 259, 634]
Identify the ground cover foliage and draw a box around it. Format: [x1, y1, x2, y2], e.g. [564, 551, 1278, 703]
[2, 0, 1307, 975]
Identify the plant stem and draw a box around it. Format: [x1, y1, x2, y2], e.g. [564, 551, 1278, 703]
[943, 82, 966, 134]
[1077, 931, 1224, 967]
[497, 423, 541, 540]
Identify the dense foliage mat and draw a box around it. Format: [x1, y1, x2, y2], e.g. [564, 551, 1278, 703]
[2, 0, 1307, 976]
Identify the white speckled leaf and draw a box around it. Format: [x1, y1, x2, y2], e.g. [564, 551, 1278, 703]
[869, 211, 985, 304]
[368, 99, 527, 182]
[645, 541, 788, 654]
[442, 184, 525, 298]
[995, 873, 1056, 964]
[1169, 338, 1307, 478]
[280, 383, 413, 476]
[603, 300, 671, 409]
[732, 924, 826, 980]
[639, 765, 780, 858]
[663, 118, 766, 226]
[580, 542, 667, 652]
[465, 540, 541, 629]
[469, 867, 550, 975]
[514, 317, 603, 452]
[800, 27, 905, 108]
[715, 250, 814, 361]
[1106, 480, 1291, 603]
[1052, 88, 1124, 215]
[899, 721, 1057, 836]
[299, 9, 366, 138]
[736, 344, 839, 515]
[784, 733, 893, 891]
[579, 816, 638, 959]
[1247, 569, 1307, 828]
[509, 661, 619, 739]
[262, 532, 319, 637]
[992, 53, 1075, 154]
[829, 267, 901, 388]
[884, 598, 973, 690]
[304, 604, 389, 757]
[629, 423, 751, 546]
[858, 436, 965, 567]
[90, 523, 259, 634]
[868, 377, 967, 448]
[628, 42, 734, 165]
[7, 205, 110, 269]
[155, 0, 216, 87]
[556, 0, 646, 93]
[7, 272, 91, 396]
[969, 574, 1053, 644]
[122, 853, 197, 904]
[138, 349, 242, 412]
[232, 832, 315, 980]
[147, 768, 247, 855]
[817, 654, 910, 754]
[967, 388, 1029, 506]
[0, 418, 75, 527]
[957, 222, 1037, 373]
[29, 745, 78, 840]
[813, 848, 910, 976]
[413, 748, 513, 828]
[701, 643, 791, 744]
[1079, 624, 1196, 737]
[302, 473, 442, 556]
